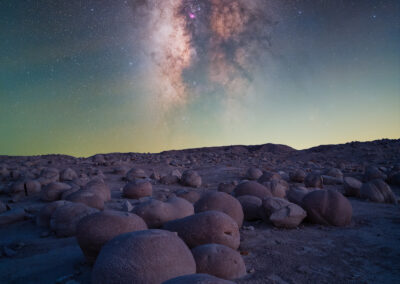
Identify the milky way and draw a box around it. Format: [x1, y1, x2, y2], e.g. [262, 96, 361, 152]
[130, 0, 277, 111]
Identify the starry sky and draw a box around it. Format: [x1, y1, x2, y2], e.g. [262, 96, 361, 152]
[0, 0, 399, 157]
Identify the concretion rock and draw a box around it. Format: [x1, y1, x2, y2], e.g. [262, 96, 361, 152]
[163, 211, 240, 249]
[245, 167, 263, 180]
[84, 180, 111, 201]
[286, 187, 309, 206]
[38, 168, 60, 185]
[289, 169, 306, 183]
[322, 175, 343, 185]
[302, 189, 352, 226]
[60, 168, 78, 182]
[259, 197, 306, 229]
[65, 190, 105, 210]
[258, 171, 281, 183]
[304, 173, 323, 189]
[343, 177, 362, 197]
[163, 274, 235, 284]
[36, 200, 70, 227]
[194, 191, 244, 227]
[324, 168, 343, 178]
[0, 208, 25, 226]
[125, 167, 147, 181]
[10, 180, 41, 199]
[363, 165, 387, 182]
[133, 197, 194, 228]
[217, 182, 236, 194]
[41, 182, 72, 202]
[181, 170, 202, 188]
[161, 170, 182, 185]
[123, 180, 153, 199]
[234, 181, 272, 199]
[263, 180, 289, 198]
[236, 195, 262, 221]
[50, 202, 98, 237]
[192, 244, 246, 280]
[76, 210, 148, 263]
[92, 229, 196, 284]
[360, 179, 397, 204]
[176, 190, 201, 203]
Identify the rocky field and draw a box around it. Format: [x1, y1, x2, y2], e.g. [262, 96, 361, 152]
[0, 139, 399, 284]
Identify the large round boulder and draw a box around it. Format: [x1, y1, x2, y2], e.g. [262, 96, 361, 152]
[84, 180, 111, 201]
[65, 190, 105, 210]
[163, 274, 235, 284]
[123, 180, 153, 199]
[181, 170, 202, 188]
[76, 210, 148, 263]
[302, 189, 352, 226]
[234, 181, 272, 199]
[194, 191, 244, 227]
[133, 197, 194, 228]
[304, 173, 323, 188]
[41, 182, 72, 202]
[217, 182, 236, 194]
[163, 211, 240, 250]
[258, 171, 281, 183]
[245, 167, 263, 180]
[289, 169, 306, 183]
[50, 202, 98, 237]
[258, 197, 306, 229]
[286, 187, 310, 206]
[92, 230, 196, 284]
[176, 189, 202, 203]
[192, 244, 246, 280]
[236, 195, 262, 221]
[36, 200, 71, 227]
[60, 168, 78, 182]
[360, 179, 397, 204]
[125, 167, 147, 181]
[363, 165, 387, 182]
[263, 180, 289, 198]
[343, 177, 362, 197]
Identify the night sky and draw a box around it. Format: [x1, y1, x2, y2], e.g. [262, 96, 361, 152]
[1, 0, 399, 157]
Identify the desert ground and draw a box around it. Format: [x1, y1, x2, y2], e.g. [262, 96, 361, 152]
[0, 139, 399, 284]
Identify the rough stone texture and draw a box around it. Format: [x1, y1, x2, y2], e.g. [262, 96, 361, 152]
[304, 173, 323, 189]
[181, 170, 202, 188]
[343, 177, 362, 197]
[50, 202, 98, 237]
[125, 167, 147, 181]
[360, 179, 397, 204]
[163, 211, 240, 249]
[76, 210, 148, 263]
[258, 171, 282, 183]
[176, 190, 202, 203]
[245, 167, 263, 180]
[234, 181, 272, 199]
[363, 165, 387, 182]
[236, 195, 262, 221]
[192, 244, 246, 280]
[92, 230, 196, 284]
[324, 168, 343, 178]
[302, 189, 352, 226]
[286, 187, 310, 206]
[84, 180, 111, 201]
[41, 182, 72, 202]
[263, 180, 289, 198]
[217, 182, 236, 194]
[195, 191, 244, 227]
[289, 169, 306, 183]
[133, 197, 194, 228]
[65, 190, 105, 210]
[161, 170, 182, 185]
[162, 274, 235, 284]
[123, 180, 153, 199]
[36, 200, 70, 227]
[60, 168, 78, 182]
[259, 197, 307, 229]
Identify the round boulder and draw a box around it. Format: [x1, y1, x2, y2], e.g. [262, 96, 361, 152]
[123, 180, 153, 199]
[163, 274, 235, 284]
[194, 191, 244, 227]
[234, 181, 272, 199]
[192, 244, 246, 280]
[36, 200, 71, 227]
[181, 170, 202, 188]
[302, 189, 352, 226]
[163, 210, 240, 249]
[76, 210, 148, 263]
[245, 167, 263, 180]
[236, 195, 262, 221]
[363, 165, 387, 182]
[217, 182, 236, 194]
[84, 180, 111, 201]
[289, 169, 306, 183]
[133, 197, 194, 228]
[60, 168, 78, 182]
[41, 182, 72, 202]
[360, 179, 397, 204]
[125, 167, 147, 181]
[65, 190, 105, 210]
[304, 173, 323, 189]
[50, 202, 98, 237]
[343, 177, 362, 197]
[92, 230, 196, 284]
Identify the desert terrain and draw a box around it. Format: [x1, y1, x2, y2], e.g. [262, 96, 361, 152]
[0, 139, 399, 284]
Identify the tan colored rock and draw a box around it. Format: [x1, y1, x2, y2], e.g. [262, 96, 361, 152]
[234, 181, 272, 199]
[192, 244, 246, 280]
[60, 168, 78, 181]
[123, 180, 153, 199]
[65, 190, 105, 210]
[343, 177, 362, 197]
[92, 230, 196, 284]
[181, 170, 202, 188]
[163, 211, 240, 250]
[304, 173, 323, 188]
[76, 210, 148, 263]
[245, 167, 263, 180]
[41, 182, 72, 202]
[36, 200, 70, 227]
[236, 195, 262, 221]
[360, 179, 397, 204]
